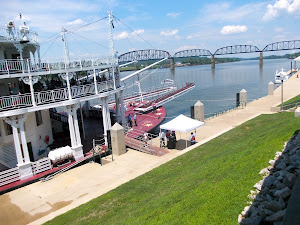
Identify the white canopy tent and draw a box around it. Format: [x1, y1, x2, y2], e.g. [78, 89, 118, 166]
[160, 114, 205, 148]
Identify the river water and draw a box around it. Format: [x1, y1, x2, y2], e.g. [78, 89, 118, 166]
[120, 58, 293, 123]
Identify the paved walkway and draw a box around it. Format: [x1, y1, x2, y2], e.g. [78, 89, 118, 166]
[0, 73, 299, 225]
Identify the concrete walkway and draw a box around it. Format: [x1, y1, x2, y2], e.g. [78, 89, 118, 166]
[0, 73, 299, 225]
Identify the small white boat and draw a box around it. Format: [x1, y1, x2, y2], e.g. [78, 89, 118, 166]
[274, 68, 290, 84]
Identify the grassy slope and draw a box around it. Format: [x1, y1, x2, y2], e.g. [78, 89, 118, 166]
[46, 112, 299, 225]
[282, 94, 300, 106]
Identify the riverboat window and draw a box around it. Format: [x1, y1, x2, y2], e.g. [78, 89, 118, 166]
[4, 122, 24, 135]
[5, 123, 13, 135]
[35, 111, 43, 126]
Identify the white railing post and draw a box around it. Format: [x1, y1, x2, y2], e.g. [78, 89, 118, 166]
[66, 73, 72, 100]
[51, 90, 55, 101]
[5, 60, 9, 75]
[93, 69, 99, 95]
[29, 76, 37, 106]
[21, 59, 25, 74]
[27, 58, 30, 73]
[64, 88, 68, 100]
[37, 92, 41, 105]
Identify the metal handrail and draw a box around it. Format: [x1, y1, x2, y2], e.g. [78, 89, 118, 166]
[0, 80, 115, 111]
[0, 56, 110, 75]
[204, 105, 241, 121]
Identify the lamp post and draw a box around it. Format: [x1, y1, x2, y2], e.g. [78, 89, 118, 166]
[281, 78, 283, 112]
[280, 74, 286, 112]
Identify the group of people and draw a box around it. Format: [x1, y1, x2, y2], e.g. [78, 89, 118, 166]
[159, 130, 177, 148]
[127, 113, 137, 127]
[159, 130, 197, 147]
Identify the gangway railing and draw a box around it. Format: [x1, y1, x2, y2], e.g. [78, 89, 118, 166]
[123, 126, 168, 156]
[0, 80, 114, 112]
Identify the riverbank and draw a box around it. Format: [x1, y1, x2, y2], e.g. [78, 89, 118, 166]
[0, 71, 299, 225]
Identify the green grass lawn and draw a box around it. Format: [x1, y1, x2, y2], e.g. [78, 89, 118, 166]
[46, 112, 300, 225]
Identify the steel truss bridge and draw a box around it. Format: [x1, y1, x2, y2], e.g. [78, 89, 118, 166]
[118, 49, 171, 63]
[117, 40, 300, 68]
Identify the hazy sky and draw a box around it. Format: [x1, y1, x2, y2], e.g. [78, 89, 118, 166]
[1, 0, 300, 58]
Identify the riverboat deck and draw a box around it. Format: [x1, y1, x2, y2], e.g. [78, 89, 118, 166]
[124, 102, 166, 138]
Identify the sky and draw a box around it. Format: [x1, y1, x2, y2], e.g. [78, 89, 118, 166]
[1, 0, 300, 59]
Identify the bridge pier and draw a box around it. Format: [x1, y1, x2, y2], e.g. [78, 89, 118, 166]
[259, 52, 263, 67]
[170, 57, 175, 70]
[211, 55, 215, 68]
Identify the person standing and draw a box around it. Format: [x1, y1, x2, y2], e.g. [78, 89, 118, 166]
[166, 130, 171, 140]
[171, 131, 177, 142]
[160, 130, 166, 147]
[143, 132, 149, 147]
[133, 113, 137, 126]
[7, 21, 15, 39]
[128, 114, 132, 127]
[152, 102, 157, 113]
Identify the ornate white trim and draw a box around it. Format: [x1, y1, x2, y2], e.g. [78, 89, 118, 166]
[58, 72, 74, 81]
[19, 76, 40, 85]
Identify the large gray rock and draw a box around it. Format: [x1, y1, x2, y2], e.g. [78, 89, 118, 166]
[275, 180, 285, 189]
[266, 200, 285, 212]
[288, 146, 299, 155]
[283, 173, 297, 188]
[278, 198, 286, 209]
[290, 154, 300, 162]
[263, 176, 276, 187]
[266, 194, 273, 201]
[263, 208, 275, 216]
[275, 161, 287, 170]
[249, 206, 259, 217]
[276, 175, 283, 181]
[285, 164, 297, 171]
[240, 215, 262, 225]
[239, 217, 253, 225]
[265, 209, 286, 222]
[275, 187, 291, 199]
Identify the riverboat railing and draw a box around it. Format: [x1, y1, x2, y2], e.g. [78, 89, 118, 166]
[133, 82, 195, 112]
[0, 80, 114, 111]
[0, 26, 38, 42]
[0, 167, 20, 187]
[0, 57, 110, 75]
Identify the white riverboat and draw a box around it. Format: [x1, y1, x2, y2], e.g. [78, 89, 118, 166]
[274, 68, 290, 84]
[0, 12, 194, 189]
